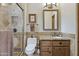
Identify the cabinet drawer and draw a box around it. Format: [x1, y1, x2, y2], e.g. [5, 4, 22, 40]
[40, 51, 52, 56]
[52, 47, 70, 56]
[40, 40, 52, 47]
[40, 47, 52, 51]
[52, 40, 70, 47]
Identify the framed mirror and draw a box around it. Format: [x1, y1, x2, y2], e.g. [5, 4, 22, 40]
[43, 10, 58, 31]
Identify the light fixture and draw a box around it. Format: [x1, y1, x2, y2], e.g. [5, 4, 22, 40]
[43, 3, 57, 9]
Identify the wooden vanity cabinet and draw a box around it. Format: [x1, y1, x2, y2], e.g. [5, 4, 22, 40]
[39, 40, 52, 56]
[52, 40, 70, 56]
[39, 40, 70, 56]
[78, 41, 79, 55]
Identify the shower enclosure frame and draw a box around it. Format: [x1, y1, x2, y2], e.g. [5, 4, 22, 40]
[11, 3, 25, 56]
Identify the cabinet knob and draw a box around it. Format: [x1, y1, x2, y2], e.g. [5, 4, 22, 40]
[59, 42, 62, 45]
[49, 51, 51, 54]
[48, 48, 49, 50]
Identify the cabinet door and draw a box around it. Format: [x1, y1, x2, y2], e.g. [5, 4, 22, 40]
[40, 40, 52, 56]
[40, 47, 52, 56]
[40, 40, 52, 47]
[52, 47, 70, 56]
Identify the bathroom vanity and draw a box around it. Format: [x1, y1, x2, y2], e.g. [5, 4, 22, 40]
[39, 39, 70, 56]
[25, 32, 75, 56]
